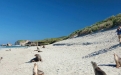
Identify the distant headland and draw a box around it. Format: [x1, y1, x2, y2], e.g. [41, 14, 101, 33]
[1, 13, 121, 46]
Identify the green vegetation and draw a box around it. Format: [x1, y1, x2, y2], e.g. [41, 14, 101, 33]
[68, 13, 121, 38]
[16, 13, 121, 45]
[35, 36, 68, 45]
[16, 40, 27, 43]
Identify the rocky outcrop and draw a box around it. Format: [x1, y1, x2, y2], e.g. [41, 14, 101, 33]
[6, 43, 12, 46]
[25, 41, 37, 46]
[15, 40, 30, 46]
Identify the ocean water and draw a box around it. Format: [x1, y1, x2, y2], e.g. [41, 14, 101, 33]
[0, 46, 28, 49]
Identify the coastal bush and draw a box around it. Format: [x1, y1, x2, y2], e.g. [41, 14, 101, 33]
[35, 36, 68, 45]
[69, 13, 121, 37]
[90, 25, 98, 32]
[17, 13, 121, 45]
[38, 13, 121, 44]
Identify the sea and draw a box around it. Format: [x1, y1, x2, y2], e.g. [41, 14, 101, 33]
[0, 45, 28, 49]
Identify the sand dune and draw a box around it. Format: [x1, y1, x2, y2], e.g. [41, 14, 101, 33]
[0, 27, 121, 75]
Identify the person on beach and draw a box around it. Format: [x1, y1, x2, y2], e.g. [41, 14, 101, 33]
[116, 26, 121, 44]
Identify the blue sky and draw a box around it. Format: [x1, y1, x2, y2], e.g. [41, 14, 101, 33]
[0, 0, 121, 44]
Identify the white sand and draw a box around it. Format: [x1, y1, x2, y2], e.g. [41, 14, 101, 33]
[0, 27, 121, 75]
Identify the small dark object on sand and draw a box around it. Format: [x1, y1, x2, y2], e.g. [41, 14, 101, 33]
[91, 61, 107, 75]
[30, 54, 43, 62]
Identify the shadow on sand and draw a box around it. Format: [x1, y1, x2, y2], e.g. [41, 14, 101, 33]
[98, 64, 116, 67]
[82, 44, 120, 59]
[25, 61, 32, 63]
[25, 58, 36, 63]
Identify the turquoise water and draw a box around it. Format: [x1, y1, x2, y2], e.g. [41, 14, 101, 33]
[0, 46, 28, 49]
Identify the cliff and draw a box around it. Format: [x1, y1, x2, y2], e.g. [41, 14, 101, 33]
[15, 40, 30, 46]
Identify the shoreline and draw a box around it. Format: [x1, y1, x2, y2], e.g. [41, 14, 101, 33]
[0, 28, 121, 75]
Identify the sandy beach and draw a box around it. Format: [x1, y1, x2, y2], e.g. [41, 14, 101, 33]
[0, 27, 121, 75]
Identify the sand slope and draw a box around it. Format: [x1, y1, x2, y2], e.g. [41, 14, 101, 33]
[0, 28, 121, 75]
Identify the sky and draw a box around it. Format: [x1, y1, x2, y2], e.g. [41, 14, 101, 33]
[0, 0, 121, 44]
